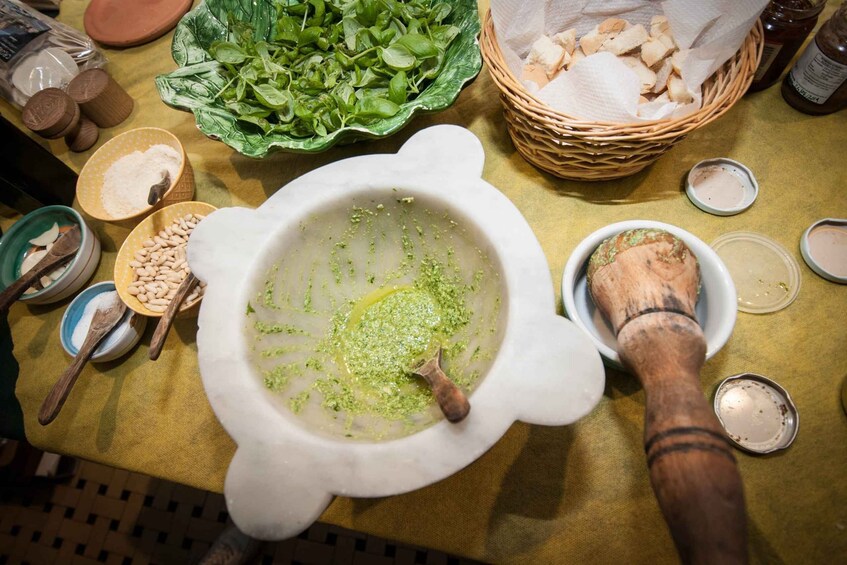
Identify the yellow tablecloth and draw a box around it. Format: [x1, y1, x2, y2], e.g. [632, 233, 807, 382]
[2, 1, 846, 562]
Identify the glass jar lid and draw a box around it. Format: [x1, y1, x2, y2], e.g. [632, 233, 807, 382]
[711, 231, 801, 314]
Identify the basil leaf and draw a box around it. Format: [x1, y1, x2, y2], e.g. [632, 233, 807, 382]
[342, 16, 363, 51]
[253, 83, 294, 110]
[307, 0, 326, 25]
[429, 3, 452, 23]
[299, 26, 324, 46]
[430, 25, 460, 47]
[396, 33, 437, 58]
[388, 70, 407, 104]
[381, 43, 416, 70]
[210, 41, 249, 64]
[354, 96, 400, 119]
[351, 67, 385, 88]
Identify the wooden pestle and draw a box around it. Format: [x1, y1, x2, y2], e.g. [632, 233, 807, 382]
[587, 229, 747, 565]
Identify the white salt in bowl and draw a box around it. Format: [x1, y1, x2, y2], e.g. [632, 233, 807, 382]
[60, 281, 147, 362]
[76, 127, 195, 227]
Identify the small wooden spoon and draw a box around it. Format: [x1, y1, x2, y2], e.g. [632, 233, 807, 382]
[0, 225, 81, 312]
[587, 229, 746, 565]
[39, 294, 126, 425]
[412, 346, 470, 423]
[147, 170, 171, 206]
[149, 273, 199, 360]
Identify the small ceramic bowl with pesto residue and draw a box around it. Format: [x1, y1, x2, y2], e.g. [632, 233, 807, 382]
[187, 125, 605, 541]
[562, 220, 738, 370]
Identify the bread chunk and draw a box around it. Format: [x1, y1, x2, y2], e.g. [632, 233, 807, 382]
[668, 74, 692, 103]
[602, 24, 649, 56]
[621, 56, 658, 93]
[580, 27, 607, 55]
[599, 18, 628, 34]
[653, 57, 673, 94]
[650, 15, 670, 38]
[526, 35, 566, 77]
[552, 28, 577, 55]
[641, 38, 673, 68]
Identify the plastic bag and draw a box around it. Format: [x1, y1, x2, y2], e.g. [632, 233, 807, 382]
[0, 0, 106, 107]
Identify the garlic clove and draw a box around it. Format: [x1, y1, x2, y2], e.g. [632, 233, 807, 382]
[48, 264, 68, 281]
[20, 249, 48, 275]
[29, 223, 60, 247]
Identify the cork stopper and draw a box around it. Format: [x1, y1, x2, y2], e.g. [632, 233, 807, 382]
[21, 88, 81, 139]
[66, 115, 99, 152]
[67, 69, 133, 128]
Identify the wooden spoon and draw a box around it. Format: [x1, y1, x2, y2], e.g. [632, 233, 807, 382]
[146, 170, 171, 206]
[412, 346, 470, 423]
[587, 228, 746, 565]
[38, 293, 127, 425]
[149, 272, 198, 360]
[0, 225, 81, 312]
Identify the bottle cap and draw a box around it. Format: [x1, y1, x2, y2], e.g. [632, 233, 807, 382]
[800, 218, 847, 284]
[713, 373, 799, 454]
[711, 231, 801, 313]
[686, 158, 758, 216]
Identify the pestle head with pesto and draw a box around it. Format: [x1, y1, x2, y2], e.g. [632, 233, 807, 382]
[245, 194, 504, 440]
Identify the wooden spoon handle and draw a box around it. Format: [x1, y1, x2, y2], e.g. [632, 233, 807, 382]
[619, 314, 747, 565]
[0, 252, 72, 312]
[149, 273, 198, 360]
[420, 364, 470, 423]
[38, 333, 103, 425]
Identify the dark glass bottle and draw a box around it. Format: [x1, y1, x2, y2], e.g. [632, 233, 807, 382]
[749, 0, 827, 92]
[782, 2, 847, 114]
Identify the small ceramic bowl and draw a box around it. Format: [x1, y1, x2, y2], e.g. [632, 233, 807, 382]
[562, 220, 738, 369]
[114, 201, 216, 318]
[77, 127, 195, 226]
[60, 281, 147, 362]
[0, 205, 101, 305]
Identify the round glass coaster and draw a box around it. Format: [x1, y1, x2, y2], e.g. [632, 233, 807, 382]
[711, 232, 801, 314]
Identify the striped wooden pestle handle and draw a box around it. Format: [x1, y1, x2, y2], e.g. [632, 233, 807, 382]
[587, 229, 747, 565]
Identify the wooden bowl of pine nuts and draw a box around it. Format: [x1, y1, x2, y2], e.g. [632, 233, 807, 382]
[114, 201, 216, 317]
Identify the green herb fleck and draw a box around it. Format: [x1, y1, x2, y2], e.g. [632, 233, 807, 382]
[289, 390, 311, 414]
[255, 321, 306, 335]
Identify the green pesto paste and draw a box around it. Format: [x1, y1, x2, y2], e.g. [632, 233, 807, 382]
[341, 287, 440, 385]
[315, 260, 471, 422]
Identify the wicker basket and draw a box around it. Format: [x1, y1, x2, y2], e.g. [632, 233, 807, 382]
[480, 12, 763, 181]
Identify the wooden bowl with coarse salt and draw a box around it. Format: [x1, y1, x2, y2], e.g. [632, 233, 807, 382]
[77, 127, 195, 227]
[115, 201, 216, 318]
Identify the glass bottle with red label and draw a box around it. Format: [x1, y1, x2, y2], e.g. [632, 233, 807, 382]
[782, 2, 847, 114]
[749, 0, 827, 92]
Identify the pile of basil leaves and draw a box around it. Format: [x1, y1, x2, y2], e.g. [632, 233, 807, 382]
[209, 0, 460, 138]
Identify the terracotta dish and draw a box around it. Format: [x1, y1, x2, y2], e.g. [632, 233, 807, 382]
[84, 0, 193, 48]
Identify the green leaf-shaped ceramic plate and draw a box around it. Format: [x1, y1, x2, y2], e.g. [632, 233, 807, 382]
[155, 0, 482, 158]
